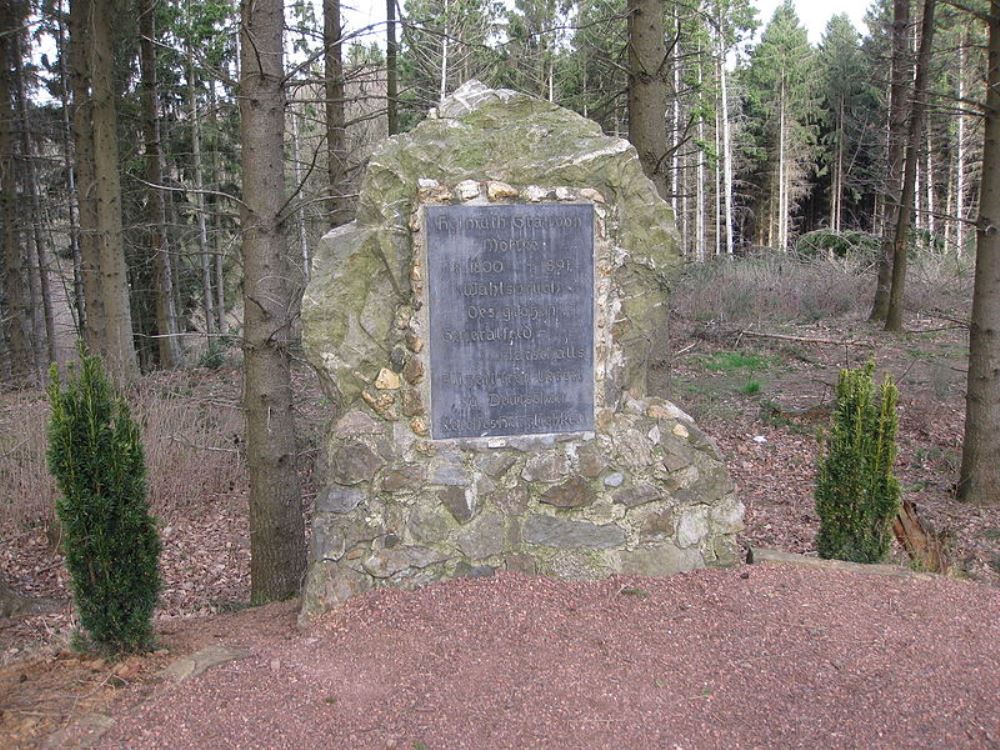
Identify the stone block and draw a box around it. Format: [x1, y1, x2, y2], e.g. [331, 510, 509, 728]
[316, 486, 365, 514]
[523, 514, 625, 549]
[439, 486, 476, 523]
[619, 544, 704, 577]
[331, 442, 384, 485]
[612, 482, 662, 509]
[539, 477, 596, 509]
[456, 513, 505, 559]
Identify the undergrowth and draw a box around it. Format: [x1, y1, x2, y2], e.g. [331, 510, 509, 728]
[0, 370, 244, 535]
[671, 251, 973, 327]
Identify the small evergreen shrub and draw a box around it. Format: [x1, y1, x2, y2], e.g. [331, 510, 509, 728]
[815, 361, 901, 563]
[47, 351, 161, 653]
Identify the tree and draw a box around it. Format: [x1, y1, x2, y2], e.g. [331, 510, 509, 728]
[871, 0, 910, 321]
[818, 15, 867, 233]
[325, 0, 350, 228]
[139, 0, 181, 368]
[815, 362, 901, 563]
[885, 0, 937, 332]
[626, 0, 670, 199]
[387, 0, 399, 135]
[0, 0, 34, 386]
[742, 1, 818, 250]
[47, 351, 160, 653]
[239, 0, 307, 602]
[68, 0, 139, 382]
[958, 1, 1000, 505]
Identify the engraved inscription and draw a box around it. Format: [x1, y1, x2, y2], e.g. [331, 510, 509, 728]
[427, 204, 594, 439]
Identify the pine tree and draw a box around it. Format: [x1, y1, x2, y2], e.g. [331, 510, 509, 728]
[741, 1, 819, 250]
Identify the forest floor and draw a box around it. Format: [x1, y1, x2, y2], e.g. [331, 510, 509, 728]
[2, 256, 999, 748]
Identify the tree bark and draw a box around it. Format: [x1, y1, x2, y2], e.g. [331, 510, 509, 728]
[871, 0, 911, 321]
[0, 0, 33, 386]
[239, 0, 307, 602]
[74, 0, 138, 381]
[12, 25, 56, 370]
[957, 34, 967, 255]
[140, 0, 181, 368]
[885, 0, 936, 332]
[324, 0, 350, 228]
[958, 1, 1000, 505]
[57, 0, 83, 332]
[68, 0, 101, 351]
[719, 14, 734, 256]
[626, 0, 670, 200]
[386, 0, 399, 135]
[188, 48, 215, 338]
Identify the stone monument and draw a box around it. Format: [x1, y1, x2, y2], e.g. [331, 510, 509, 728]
[300, 81, 743, 617]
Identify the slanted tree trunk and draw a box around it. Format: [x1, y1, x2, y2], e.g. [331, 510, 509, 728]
[140, 0, 181, 368]
[872, 0, 911, 321]
[0, 0, 33, 385]
[958, 2, 1000, 505]
[324, 0, 350, 229]
[239, 0, 307, 602]
[885, 0, 937, 332]
[626, 0, 670, 200]
[386, 0, 398, 136]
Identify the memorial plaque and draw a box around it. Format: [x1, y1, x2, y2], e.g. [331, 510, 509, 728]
[426, 203, 595, 439]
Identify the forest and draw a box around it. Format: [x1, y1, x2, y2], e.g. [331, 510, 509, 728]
[1, 1, 1000, 743]
[0, 0, 993, 380]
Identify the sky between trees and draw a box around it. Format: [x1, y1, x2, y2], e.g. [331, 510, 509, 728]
[345, 0, 872, 45]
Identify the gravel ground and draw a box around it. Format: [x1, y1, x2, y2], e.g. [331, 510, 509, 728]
[101, 567, 1000, 750]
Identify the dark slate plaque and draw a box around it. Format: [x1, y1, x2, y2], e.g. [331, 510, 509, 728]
[426, 204, 594, 439]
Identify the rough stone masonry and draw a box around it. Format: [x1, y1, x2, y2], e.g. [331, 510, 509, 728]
[300, 81, 743, 617]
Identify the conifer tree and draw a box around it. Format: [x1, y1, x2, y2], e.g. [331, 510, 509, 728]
[815, 362, 901, 563]
[47, 351, 160, 653]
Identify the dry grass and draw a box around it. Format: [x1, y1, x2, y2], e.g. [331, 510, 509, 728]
[0, 371, 246, 536]
[671, 250, 974, 328]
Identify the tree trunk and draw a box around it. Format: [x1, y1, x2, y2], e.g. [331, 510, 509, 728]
[778, 80, 787, 251]
[12, 29, 56, 369]
[140, 0, 181, 368]
[188, 51, 215, 338]
[872, 0, 911, 321]
[290, 112, 310, 279]
[886, 0, 937, 332]
[239, 0, 307, 602]
[324, 0, 350, 228]
[57, 0, 83, 332]
[719, 15, 734, 256]
[386, 0, 398, 135]
[626, 0, 670, 200]
[0, 0, 33, 385]
[957, 33, 967, 255]
[81, 0, 138, 381]
[207, 82, 226, 333]
[958, 2, 1000, 505]
[69, 0, 101, 352]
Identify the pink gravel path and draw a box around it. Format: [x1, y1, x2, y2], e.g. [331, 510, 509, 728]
[103, 567, 1000, 749]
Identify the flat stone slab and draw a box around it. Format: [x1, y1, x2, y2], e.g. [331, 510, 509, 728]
[750, 547, 937, 580]
[43, 712, 115, 749]
[158, 645, 252, 684]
